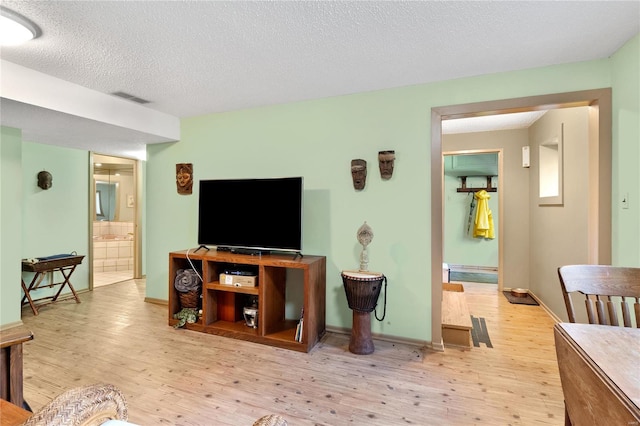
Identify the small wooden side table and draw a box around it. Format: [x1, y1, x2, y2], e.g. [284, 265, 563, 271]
[21, 255, 84, 315]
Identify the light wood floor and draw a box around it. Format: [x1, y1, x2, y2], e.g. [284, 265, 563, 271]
[20, 280, 564, 425]
[93, 270, 134, 288]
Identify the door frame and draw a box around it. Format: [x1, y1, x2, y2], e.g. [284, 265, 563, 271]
[430, 88, 612, 351]
[88, 152, 143, 289]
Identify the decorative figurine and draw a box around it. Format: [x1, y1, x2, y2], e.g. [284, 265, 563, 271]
[351, 159, 367, 190]
[341, 220, 387, 355]
[357, 221, 374, 271]
[378, 150, 395, 180]
[37, 170, 53, 190]
[176, 163, 193, 195]
[173, 308, 199, 329]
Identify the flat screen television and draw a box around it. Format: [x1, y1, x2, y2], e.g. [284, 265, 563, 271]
[198, 177, 303, 254]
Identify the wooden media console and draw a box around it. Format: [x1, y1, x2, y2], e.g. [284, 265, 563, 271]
[168, 249, 326, 352]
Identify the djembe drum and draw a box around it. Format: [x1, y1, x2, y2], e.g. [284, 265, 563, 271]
[341, 270, 386, 354]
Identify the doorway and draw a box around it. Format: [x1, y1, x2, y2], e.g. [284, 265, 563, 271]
[443, 151, 502, 290]
[430, 89, 612, 350]
[90, 154, 141, 288]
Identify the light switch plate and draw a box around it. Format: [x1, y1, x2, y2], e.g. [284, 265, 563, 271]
[622, 192, 629, 209]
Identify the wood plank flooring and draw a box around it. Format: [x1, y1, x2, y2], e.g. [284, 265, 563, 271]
[19, 280, 565, 425]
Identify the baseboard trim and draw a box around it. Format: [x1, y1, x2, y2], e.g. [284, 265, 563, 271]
[528, 291, 562, 323]
[0, 320, 25, 331]
[431, 339, 445, 352]
[144, 297, 168, 306]
[448, 264, 498, 273]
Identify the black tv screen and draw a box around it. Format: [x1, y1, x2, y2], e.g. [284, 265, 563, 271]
[198, 177, 303, 253]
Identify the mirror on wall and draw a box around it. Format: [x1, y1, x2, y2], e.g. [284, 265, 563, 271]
[95, 181, 118, 221]
[538, 124, 564, 205]
[93, 156, 135, 222]
[93, 158, 135, 222]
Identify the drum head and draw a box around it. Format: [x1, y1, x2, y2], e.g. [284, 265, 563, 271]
[342, 270, 382, 279]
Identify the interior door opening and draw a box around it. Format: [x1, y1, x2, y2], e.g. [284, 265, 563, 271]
[430, 89, 612, 350]
[443, 151, 502, 291]
[90, 154, 140, 288]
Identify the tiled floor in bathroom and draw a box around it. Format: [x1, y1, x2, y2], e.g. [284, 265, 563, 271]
[94, 270, 134, 288]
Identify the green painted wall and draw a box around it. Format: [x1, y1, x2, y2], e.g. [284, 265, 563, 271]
[611, 34, 640, 266]
[21, 142, 91, 297]
[443, 152, 501, 269]
[147, 56, 620, 342]
[443, 173, 499, 268]
[1, 128, 23, 326]
[20, 142, 90, 303]
[0, 138, 90, 328]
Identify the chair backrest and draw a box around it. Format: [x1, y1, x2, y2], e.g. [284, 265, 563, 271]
[558, 265, 640, 327]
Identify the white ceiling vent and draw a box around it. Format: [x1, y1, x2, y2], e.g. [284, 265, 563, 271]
[111, 91, 150, 105]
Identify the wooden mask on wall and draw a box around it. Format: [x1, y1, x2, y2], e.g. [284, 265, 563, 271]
[37, 170, 53, 190]
[351, 159, 367, 190]
[378, 150, 395, 180]
[176, 163, 193, 195]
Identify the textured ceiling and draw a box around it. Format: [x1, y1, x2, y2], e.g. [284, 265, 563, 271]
[1, 1, 638, 157]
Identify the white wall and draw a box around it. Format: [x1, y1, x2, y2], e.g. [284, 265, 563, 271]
[529, 107, 590, 320]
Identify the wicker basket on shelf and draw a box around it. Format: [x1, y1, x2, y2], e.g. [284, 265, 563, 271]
[178, 289, 199, 309]
[174, 268, 201, 309]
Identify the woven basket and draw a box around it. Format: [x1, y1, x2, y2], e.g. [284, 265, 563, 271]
[253, 414, 288, 426]
[178, 290, 200, 309]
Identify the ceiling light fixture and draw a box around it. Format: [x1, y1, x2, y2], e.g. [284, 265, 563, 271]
[0, 6, 41, 46]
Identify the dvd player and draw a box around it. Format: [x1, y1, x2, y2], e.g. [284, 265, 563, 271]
[223, 270, 255, 276]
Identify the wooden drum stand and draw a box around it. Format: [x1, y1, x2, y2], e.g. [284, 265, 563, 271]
[341, 270, 386, 355]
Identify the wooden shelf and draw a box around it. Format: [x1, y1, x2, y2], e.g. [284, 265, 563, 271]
[169, 249, 326, 353]
[456, 175, 497, 193]
[208, 319, 260, 335]
[205, 282, 259, 295]
[265, 320, 299, 342]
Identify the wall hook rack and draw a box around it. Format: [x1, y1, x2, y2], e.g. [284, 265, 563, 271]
[456, 176, 497, 193]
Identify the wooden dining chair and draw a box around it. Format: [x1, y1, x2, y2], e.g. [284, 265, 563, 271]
[558, 265, 640, 327]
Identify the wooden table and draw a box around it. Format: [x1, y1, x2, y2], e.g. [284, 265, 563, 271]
[554, 323, 640, 425]
[0, 399, 31, 426]
[21, 255, 84, 315]
[0, 326, 33, 409]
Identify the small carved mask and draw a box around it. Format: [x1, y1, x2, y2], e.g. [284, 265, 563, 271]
[351, 159, 367, 190]
[378, 150, 395, 180]
[357, 221, 374, 248]
[176, 163, 193, 195]
[37, 171, 53, 190]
